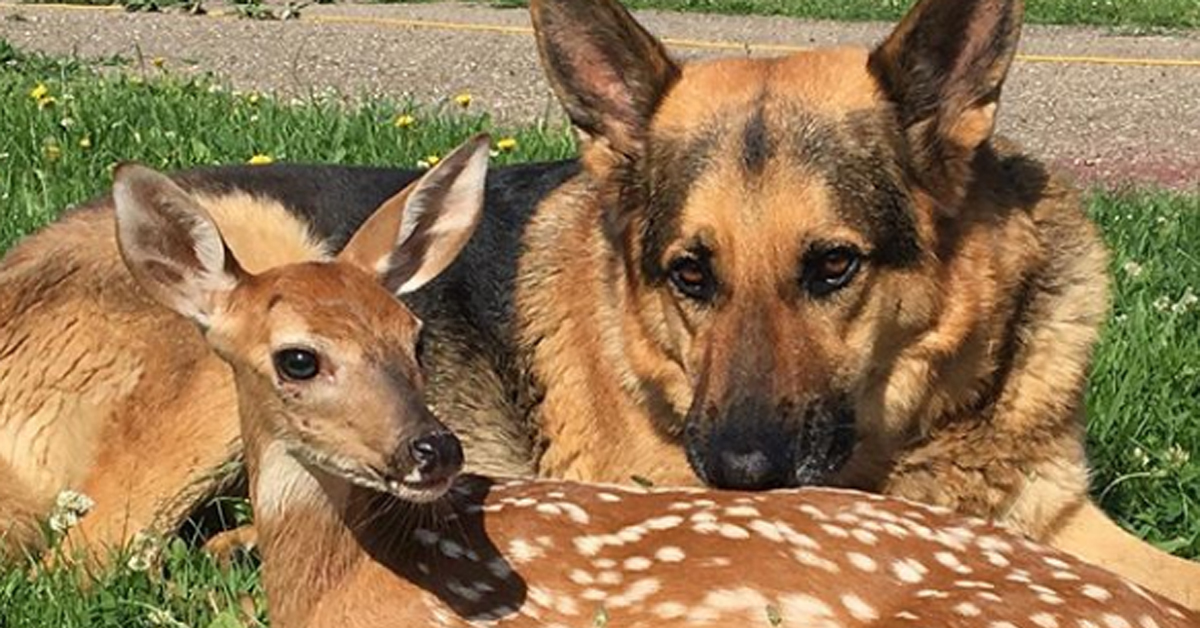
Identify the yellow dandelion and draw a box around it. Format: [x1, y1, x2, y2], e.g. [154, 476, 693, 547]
[29, 83, 49, 101]
[247, 154, 274, 165]
[496, 137, 518, 153]
[248, 92, 261, 106]
[393, 114, 416, 129]
[43, 142, 62, 163]
[454, 92, 472, 108]
[151, 57, 166, 69]
[79, 136, 93, 149]
[417, 154, 441, 169]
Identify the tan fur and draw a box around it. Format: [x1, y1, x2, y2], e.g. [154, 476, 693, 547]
[201, 192, 331, 272]
[1050, 502, 1200, 609]
[519, 179, 695, 486]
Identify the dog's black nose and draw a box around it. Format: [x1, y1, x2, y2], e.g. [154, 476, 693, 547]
[686, 397, 856, 491]
[707, 438, 793, 490]
[409, 431, 464, 481]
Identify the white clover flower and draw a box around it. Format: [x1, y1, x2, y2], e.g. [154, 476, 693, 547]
[1121, 261, 1144, 278]
[55, 489, 95, 514]
[1166, 444, 1191, 468]
[146, 608, 187, 627]
[48, 512, 76, 534]
[126, 531, 162, 573]
[1172, 287, 1198, 314]
[1153, 295, 1172, 312]
[48, 489, 95, 533]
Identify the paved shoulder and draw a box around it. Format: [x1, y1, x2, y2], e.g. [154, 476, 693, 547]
[1, 1, 1197, 187]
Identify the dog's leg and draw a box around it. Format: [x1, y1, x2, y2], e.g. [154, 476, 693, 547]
[1047, 500, 1200, 611]
[882, 422, 1089, 534]
[883, 426, 1200, 610]
[203, 524, 258, 567]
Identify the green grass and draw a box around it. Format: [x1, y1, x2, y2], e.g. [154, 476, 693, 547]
[1, 41, 1198, 625]
[0, 40, 575, 252]
[390, 0, 1200, 30]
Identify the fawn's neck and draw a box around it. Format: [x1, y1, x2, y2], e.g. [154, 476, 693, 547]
[238, 387, 372, 626]
[234, 379, 526, 627]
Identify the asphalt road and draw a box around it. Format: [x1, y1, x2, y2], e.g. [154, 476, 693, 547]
[2, 1, 1198, 188]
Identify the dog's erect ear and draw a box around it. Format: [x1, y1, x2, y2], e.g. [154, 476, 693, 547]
[531, 0, 679, 160]
[114, 163, 244, 329]
[869, 0, 1023, 208]
[338, 134, 489, 295]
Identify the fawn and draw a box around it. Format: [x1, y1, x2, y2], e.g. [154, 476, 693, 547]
[116, 136, 1198, 628]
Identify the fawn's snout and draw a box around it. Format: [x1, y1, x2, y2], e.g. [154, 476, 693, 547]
[401, 430, 464, 488]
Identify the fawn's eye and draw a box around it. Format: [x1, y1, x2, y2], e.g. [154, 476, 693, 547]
[273, 348, 320, 382]
[668, 255, 717, 302]
[803, 246, 862, 298]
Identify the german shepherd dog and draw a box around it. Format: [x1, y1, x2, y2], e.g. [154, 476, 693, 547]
[0, 0, 1196, 608]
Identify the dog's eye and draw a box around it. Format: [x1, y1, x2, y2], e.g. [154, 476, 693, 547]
[804, 247, 861, 297]
[668, 256, 716, 302]
[273, 348, 321, 381]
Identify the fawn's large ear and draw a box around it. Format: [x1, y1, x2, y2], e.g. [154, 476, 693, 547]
[114, 163, 244, 329]
[338, 134, 489, 295]
[868, 0, 1024, 209]
[531, 0, 679, 161]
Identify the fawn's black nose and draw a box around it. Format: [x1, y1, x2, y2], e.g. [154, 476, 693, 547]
[408, 431, 464, 482]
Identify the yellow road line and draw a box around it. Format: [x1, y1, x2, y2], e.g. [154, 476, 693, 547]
[3, 2, 1199, 68]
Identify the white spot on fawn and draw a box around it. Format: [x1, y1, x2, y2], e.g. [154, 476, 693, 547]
[508, 538, 544, 563]
[624, 557, 652, 571]
[719, 524, 750, 540]
[653, 602, 687, 619]
[847, 552, 877, 572]
[656, 547, 686, 563]
[1030, 612, 1060, 628]
[892, 558, 927, 583]
[1082, 584, 1112, 601]
[645, 515, 683, 530]
[841, 594, 878, 622]
[608, 578, 662, 608]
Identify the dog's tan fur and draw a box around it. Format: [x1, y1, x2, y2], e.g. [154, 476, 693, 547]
[0, 193, 324, 560]
[517, 0, 1200, 608]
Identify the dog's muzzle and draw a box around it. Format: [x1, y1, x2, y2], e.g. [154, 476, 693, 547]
[684, 396, 857, 490]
